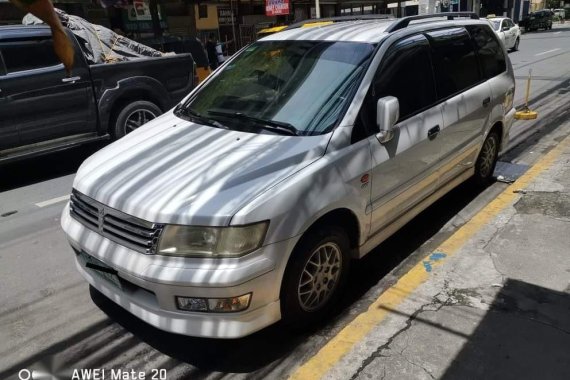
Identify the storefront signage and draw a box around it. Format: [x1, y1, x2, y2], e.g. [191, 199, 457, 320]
[218, 8, 237, 25]
[266, 0, 290, 16]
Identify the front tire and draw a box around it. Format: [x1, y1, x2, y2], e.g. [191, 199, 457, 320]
[112, 100, 162, 139]
[472, 130, 500, 187]
[280, 226, 351, 329]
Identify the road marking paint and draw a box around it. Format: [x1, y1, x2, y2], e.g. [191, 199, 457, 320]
[553, 32, 561, 35]
[289, 134, 570, 380]
[535, 48, 561, 56]
[35, 195, 70, 208]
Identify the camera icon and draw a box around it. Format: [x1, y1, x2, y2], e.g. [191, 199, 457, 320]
[18, 369, 32, 380]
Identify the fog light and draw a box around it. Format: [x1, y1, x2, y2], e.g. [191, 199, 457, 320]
[176, 293, 252, 313]
[176, 297, 208, 312]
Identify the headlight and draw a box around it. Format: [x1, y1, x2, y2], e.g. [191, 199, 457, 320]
[157, 221, 269, 257]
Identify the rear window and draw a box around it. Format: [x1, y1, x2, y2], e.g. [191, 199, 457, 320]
[0, 38, 60, 74]
[466, 25, 507, 80]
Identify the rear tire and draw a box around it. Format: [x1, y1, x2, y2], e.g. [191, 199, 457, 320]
[472, 130, 500, 187]
[512, 37, 520, 51]
[280, 226, 351, 329]
[112, 100, 162, 139]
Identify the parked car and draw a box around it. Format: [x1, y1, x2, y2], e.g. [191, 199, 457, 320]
[553, 9, 565, 20]
[0, 25, 194, 164]
[487, 16, 521, 51]
[519, 9, 554, 32]
[62, 12, 516, 338]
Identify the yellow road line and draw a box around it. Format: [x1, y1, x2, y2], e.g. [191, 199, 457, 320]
[290, 134, 570, 380]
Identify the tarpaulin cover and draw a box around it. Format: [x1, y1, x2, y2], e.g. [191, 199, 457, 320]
[23, 9, 165, 64]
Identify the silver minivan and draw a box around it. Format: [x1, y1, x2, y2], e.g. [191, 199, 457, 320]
[62, 13, 516, 338]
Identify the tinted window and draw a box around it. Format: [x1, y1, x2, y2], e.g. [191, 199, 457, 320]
[426, 28, 481, 99]
[466, 25, 507, 80]
[0, 38, 60, 74]
[353, 34, 437, 142]
[375, 35, 437, 120]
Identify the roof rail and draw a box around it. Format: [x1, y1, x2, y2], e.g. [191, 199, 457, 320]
[385, 12, 479, 32]
[283, 14, 395, 31]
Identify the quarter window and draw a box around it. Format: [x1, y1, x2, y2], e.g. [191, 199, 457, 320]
[425, 28, 481, 99]
[466, 25, 507, 80]
[0, 38, 60, 74]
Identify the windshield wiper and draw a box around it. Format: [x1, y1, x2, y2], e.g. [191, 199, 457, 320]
[174, 106, 229, 130]
[207, 110, 299, 136]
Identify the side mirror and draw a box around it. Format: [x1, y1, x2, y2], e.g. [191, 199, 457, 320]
[502, 26, 511, 31]
[376, 96, 399, 144]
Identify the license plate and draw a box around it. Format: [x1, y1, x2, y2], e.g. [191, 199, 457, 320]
[78, 251, 122, 290]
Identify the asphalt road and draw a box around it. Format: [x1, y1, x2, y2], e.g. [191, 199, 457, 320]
[1, 25, 569, 380]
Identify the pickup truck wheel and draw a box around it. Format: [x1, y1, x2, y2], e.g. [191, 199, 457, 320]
[281, 226, 351, 329]
[113, 101, 162, 139]
[473, 130, 499, 187]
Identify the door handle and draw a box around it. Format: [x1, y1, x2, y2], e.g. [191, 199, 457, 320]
[482, 97, 491, 107]
[62, 76, 81, 83]
[427, 125, 440, 140]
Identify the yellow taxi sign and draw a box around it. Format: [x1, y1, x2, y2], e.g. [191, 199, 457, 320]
[257, 25, 287, 36]
[301, 21, 334, 28]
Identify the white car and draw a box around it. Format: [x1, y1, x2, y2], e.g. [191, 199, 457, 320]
[62, 12, 515, 338]
[488, 17, 521, 51]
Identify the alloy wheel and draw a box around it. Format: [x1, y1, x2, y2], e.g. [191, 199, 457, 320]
[124, 109, 157, 134]
[479, 134, 498, 178]
[297, 242, 343, 312]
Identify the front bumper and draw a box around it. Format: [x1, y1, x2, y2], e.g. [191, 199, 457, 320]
[61, 203, 298, 338]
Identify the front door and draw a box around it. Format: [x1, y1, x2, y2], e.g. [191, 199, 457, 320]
[360, 34, 445, 235]
[0, 33, 95, 149]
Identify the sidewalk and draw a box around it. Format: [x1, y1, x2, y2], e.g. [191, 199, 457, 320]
[292, 122, 570, 380]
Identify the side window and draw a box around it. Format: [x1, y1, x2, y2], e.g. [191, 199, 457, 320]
[352, 34, 437, 143]
[425, 28, 481, 100]
[466, 25, 507, 80]
[374, 34, 437, 121]
[0, 38, 60, 74]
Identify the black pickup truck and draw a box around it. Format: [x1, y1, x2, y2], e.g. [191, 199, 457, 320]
[0, 25, 194, 164]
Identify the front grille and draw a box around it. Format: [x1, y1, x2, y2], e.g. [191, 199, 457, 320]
[70, 190, 163, 254]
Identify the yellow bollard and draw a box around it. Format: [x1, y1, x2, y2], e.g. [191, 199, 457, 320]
[515, 68, 538, 120]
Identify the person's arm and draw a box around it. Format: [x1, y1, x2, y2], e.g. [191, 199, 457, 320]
[10, 0, 74, 75]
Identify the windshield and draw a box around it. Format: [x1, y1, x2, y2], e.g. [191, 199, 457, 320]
[181, 40, 375, 135]
[489, 19, 501, 31]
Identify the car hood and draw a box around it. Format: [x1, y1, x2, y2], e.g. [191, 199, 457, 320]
[73, 112, 330, 225]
